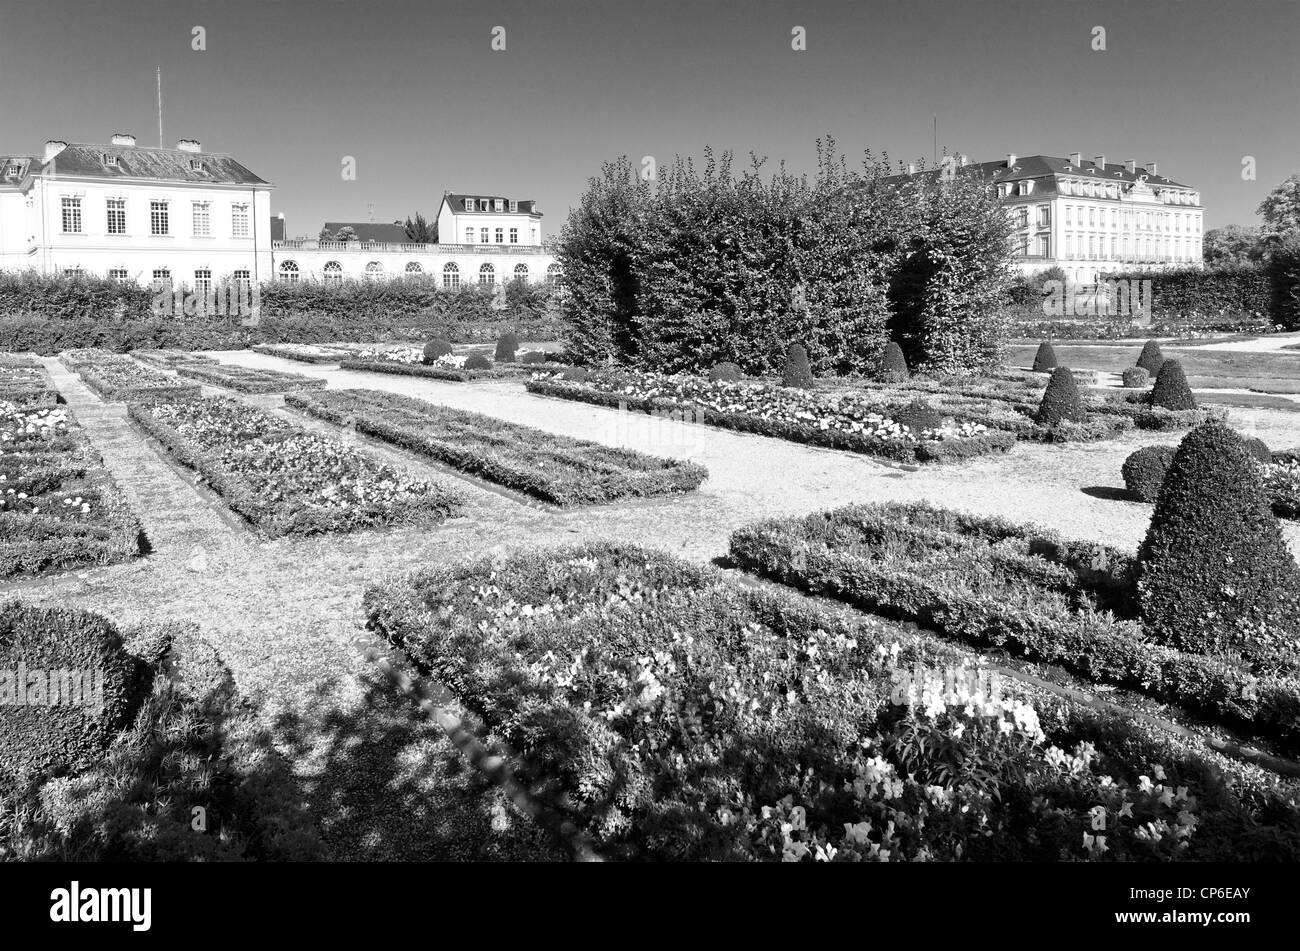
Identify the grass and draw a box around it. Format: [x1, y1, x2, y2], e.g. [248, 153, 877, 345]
[1006, 344, 1300, 383]
[284, 387, 709, 506]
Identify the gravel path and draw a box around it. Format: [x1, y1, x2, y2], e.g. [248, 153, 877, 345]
[8, 350, 1300, 858]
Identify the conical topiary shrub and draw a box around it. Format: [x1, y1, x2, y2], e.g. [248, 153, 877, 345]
[1137, 420, 1300, 658]
[1032, 341, 1058, 372]
[422, 339, 453, 365]
[494, 332, 519, 362]
[879, 342, 910, 382]
[1036, 366, 1086, 426]
[1150, 359, 1197, 410]
[782, 343, 813, 388]
[1136, 339, 1165, 375]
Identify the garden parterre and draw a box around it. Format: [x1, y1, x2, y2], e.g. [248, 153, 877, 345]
[728, 502, 1300, 755]
[0, 397, 142, 578]
[364, 543, 1300, 861]
[170, 361, 328, 394]
[284, 388, 708, 506]
[526, 369, 1016, 463]
[59, 349, 201, 403]
[127, 394, 462, 537]
[339, 348, 565, 383]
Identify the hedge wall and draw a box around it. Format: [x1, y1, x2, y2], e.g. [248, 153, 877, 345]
[0, 271, 564, 353]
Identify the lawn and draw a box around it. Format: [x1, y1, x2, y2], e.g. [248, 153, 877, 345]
[1006, 343, 1300, 384]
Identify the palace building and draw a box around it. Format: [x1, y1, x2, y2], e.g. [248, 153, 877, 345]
[889, 153, 1204, 286]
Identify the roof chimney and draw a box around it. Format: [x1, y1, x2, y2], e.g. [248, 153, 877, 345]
[43, 141, 67, 163]
[1125, 159, 1136, 174]
[110, 133, 136, 147]
[1094, 155, 1106, 171]
[1006, 152, 1016, 168]
[176, 139, 201, 153]
[1068, 152, 1081, 167]
[1147, 161, 1158, 176]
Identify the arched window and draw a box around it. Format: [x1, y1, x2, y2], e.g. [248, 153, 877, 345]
[278, 261, 299, 283]
[478, 263, 495, 285]
[365, 261, 384, 280]
[323, 261, 343, 286]
[442, 262, 460, 289]
[513, 263, 529, 282]
[545, 263, 562, 287]
[404, 261, 423, 276]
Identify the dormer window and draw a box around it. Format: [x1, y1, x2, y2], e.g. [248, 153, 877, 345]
[189, 158, 204, 172]
[509, 200, 518, 213]
[494, 199, 504, 212]
[102, 153, 118, 166]
[3, 163, 19, 177]
[465, 198, 475, 212]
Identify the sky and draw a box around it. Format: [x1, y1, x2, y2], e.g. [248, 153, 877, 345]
[1, 0, 1296, 235]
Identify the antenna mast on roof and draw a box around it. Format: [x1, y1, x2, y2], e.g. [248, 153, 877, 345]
[156, 66, 163, 147]
[933, 115, 937, 165]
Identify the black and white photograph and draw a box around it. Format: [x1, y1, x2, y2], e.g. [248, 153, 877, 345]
[0, 0, 1297, 930]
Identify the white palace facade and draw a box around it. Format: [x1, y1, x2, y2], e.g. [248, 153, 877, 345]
[0, 134, 559, 290]
[890, 153, 1205, 286]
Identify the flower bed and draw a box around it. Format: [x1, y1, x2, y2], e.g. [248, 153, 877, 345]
[364, 543, 1300, 861]
[338, 348, 562, 382]
[60, 349, 201, 403]
[285, 388, 707, 506]
[0, 399, 143, 578]
[131, 350, 217, 369]
[251, 343, 354, 364]
[526, 370, 1016, 463]
[0, 355, 57, 408]
[127, 395, 461, 537]
[171, 361, 328, 394]
[728, 502, 1300, 755]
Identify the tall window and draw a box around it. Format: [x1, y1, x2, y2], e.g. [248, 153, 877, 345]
[1037, 235, 1050, 257]
[150, 201, 169, 236]
[278, 261, 299, 283]
[232, 204, 249, 238]
[323, 261, 343, 286]
[152, 268, 171, 288]
[61, 197, 82, 233]
[1088, 207, 1095, 227]
[479, 228, 489, 244]
[546, 263, 562, 287]
[364, 261, 384, 280]
[478, 263, 495, 285]
[464, 228, 473, 243]
[106, 198, 126, 235]
[1016, 207, 1028, 228]
[233, 269, 251, 292]
[514, 263, 529, 281]
[109, 268, 129, 283]
[494, 227, 504, 243]
[509, 228, 518, 244]
[465, 198, 476, 211]
[194, 269, 212, 297]
[192, 202, 211, 236]
[494, 199, 504, 211]
[1065, 206, 1073, 226]
[443, 262, 460, 288]
[1037, 206, 1050, 227]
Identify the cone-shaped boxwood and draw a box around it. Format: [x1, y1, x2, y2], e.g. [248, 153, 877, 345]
[1137, 420, 1300, 659]
[1150, 359, 1197, 410]
[1037, 366, 1086, 426]
[707, 362, 744, 383]
[494, 332, 519, 362]
[782, 343, 813, 388]
[879, 342, 910, 382]
[1121, 367, 1149, 388]
[1136, 340, 1165, 375]
[1032, 341, 1058, 372]
[422, 339, 453, 365]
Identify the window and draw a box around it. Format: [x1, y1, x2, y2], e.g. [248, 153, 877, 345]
[233, 269, 251, 292]
[465, 198, 476, 212]
[278, 261, 299, 283]
[150, 201, 169, 236]
[189, 158, 204, 173]
[61, 197, 82, 233]
[1065, 206, 1073, 226]
[530, 229, 537, 243]
[464, 228, 473, 243]
[1016, 207, 1028, 229]
[108, 268, 129, 283]
[195, 269, 212, 297]
[1037, 206, 1050, 227]
[1110, 237, 1117, 258]
[514, 263, 529, 281]
[232, 204, 249, 238]
[1017, 236, 1028, 256]
[442, 262, 460, 288]
[1037, 235, 1050, 257]
[546, 263, 562, 287]
[404, 261, 423, 276]
[1111, 209, 1117, 228]
[494, 199, 504, 212]
[494, 227, 504, 243]
[152, 268, 171, 287]
[365, 261, 384, 280]
[480, 228, 489, 243]
[107, 198, 126, 234]
[192, 202, 211, 237]
[323, 261, 343, 286]
[478, 263, 495, 285]
[1088, 207, 1095, 227]
[62, 268, 85, 279]
[509, 200, 518, 213]
[102, 152, 118, 166]
[509, 227, 518, 244]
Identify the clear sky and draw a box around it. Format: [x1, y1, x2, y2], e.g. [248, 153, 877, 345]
[2, 0, 1295, 235]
